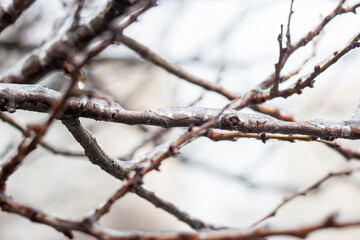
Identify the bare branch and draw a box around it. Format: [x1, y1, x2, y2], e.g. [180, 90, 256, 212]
[119, 35, 239, 100]
[0, 112, 84, 157]
[0, 0, 145, 84]
[257, 0, 360, 91]
[0, 0, 36, 34]
[62, 118, 216, 231]
[233, 32, 360, 110]
[1, 190, 360, 240]
[286, 0, 295, 47]
[1, 1, 360, 238]
[0, 64, 81, 190]
[249, 166, 360, 228]
[270, 24, 285, 97]
[2, 85, 360, 140]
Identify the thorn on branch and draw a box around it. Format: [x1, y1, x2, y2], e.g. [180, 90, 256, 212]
[352, 41, 360, 49]
[324, 212, 338, 227]
[62, 230, 74, 239]
[314, 65, 321, 73]
[260, 133, 267, 143]
[169, 145, 180, 156]
[188, 123, 194, 132]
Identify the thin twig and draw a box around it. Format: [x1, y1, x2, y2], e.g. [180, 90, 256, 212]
[0, 63, 81, 190]
[70, 0, 85, 30]
[270, 25, 285, 97]
[62, 118, 216, 230]
[1, 191, 360, 240]
[286, 0, 295, 47]
[0, 112, 84, 157]
[249, 166, 360, 228]
[233, 32, 360, 110]
[257, 0, 360, 91]
[118, 35, 239, 100]
[0, 0, 145, 84]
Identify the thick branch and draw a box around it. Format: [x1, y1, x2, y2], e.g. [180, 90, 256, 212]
[1, 84, 360, 140]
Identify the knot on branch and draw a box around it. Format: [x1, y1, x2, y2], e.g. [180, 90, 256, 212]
[221, 114, 243, 130]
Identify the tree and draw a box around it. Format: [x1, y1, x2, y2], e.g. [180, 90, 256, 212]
[1, 0, 360, 239]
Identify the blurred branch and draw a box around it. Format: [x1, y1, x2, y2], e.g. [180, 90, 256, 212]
[180, 156, 295, 193]
[0, 0, 36, 34]
[0, 112, 85, 157]
[119, 35, 239, 100]
[1, 190, 360, 240]
[257, 0, 360, 91]
[270, 25, 285, 97]
[0, 63, 81, 190]
[0, 0, 146, 84]
[119, 128, 167, 161]
[285, 0, 295, 47]
[249, 166, 360, 228]
[70, 0, 85, 30]
[233, 31, 360, 110]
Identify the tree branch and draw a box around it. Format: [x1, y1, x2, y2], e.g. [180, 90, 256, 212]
[249, 166, 360, 228]
[0, 0, 144, 84]
[0, 0, 36, 34]
[61, 118, 217, 231]
[2, 84, 360, 140]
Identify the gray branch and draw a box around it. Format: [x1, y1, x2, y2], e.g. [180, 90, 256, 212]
[1, 83, 359, 140]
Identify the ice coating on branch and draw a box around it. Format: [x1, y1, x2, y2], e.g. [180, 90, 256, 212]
[131, 140, 174, 169]
[156, 107, 233, 121]
[341, 126, 352, 137]
[307, 119, 354, 138]
[306, 119, 338, 130]
[0, 83, 124, 117]
[0, 83, 61, 100]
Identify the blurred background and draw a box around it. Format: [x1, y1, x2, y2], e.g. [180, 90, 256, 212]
[1, 0, 360, 239]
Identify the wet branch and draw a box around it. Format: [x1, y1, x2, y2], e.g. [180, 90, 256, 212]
[0, 0, 36, 34]
[249, 166, 360, 228]
[0, 0, 145, 84]
[61, 118, 217, 231]
[257, 0, 360, 91]
[2, 84, 360, 140]
[0, 112, 84, 157]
